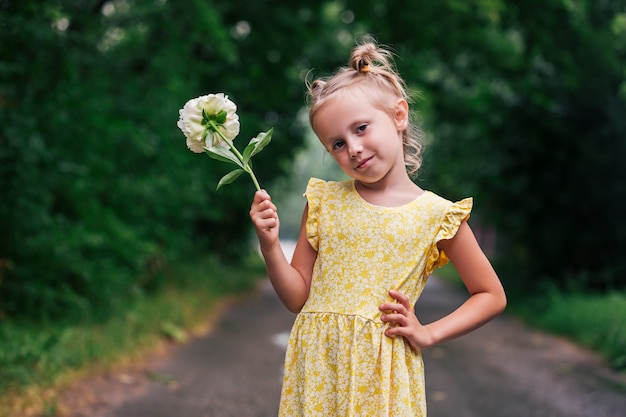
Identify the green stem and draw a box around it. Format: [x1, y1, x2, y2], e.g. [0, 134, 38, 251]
[208, 121, 261, 191]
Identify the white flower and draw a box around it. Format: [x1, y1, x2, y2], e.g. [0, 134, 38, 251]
[177, 93, 240, 153]
[177, 92, 273, 191]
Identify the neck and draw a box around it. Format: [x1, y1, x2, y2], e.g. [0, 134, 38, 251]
[354, 177, 423, 207]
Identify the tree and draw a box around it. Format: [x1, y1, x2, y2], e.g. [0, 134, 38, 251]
[345, 0, 626, 292]
[0, 0, 351, 320]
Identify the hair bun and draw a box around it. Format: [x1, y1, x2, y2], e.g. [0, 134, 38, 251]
[357, 59, 371, 73]
[349, 38, 393, 75]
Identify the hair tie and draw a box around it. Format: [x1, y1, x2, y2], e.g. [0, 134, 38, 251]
[359, 63, 371, 73]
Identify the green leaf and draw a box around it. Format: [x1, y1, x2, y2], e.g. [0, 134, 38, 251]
[243, 128, 273, 164]
[205, 145, 243, 168]
[216, 169, 245, 190]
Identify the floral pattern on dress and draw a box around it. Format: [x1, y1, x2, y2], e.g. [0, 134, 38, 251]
[279, 178, 472, 417]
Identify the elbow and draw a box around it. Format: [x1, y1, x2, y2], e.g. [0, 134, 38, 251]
[283, 298, 306, 314]
[494, 288, 507, 315]
[480, 285, 507, 319]
[498, 298, 507, 316]
[282, 285, 310, 314]
[287, 305, 303, 314]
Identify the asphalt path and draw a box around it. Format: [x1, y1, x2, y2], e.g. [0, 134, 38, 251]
[68, 247, 625, 417]
[100, 279, 293, 417]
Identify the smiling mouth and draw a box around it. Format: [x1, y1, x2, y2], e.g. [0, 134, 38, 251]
[355, 156, 373, 170]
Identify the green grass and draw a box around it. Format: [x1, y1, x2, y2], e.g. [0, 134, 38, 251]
[516, 289, 626, 371]
[435, 263, 626, 372]
[0, 255, 265, 417]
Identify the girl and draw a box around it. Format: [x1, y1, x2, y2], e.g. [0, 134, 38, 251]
[249, 38, 506, 416]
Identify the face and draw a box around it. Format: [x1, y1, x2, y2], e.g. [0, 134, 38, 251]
[312, 90, 409, 186]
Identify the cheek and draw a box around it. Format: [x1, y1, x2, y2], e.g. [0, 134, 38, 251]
[331, 153, 351, 167]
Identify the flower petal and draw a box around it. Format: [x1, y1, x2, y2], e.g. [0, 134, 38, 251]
[178, 93, 240, 148]
[186, 135, 206, 153]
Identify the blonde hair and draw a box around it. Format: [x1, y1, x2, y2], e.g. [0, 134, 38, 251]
[307, 36, 424, 178]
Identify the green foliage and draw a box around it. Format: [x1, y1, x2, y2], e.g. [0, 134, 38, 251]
[0, 0, 349, 321]
[1, 0, 624, 324]
[0, 255, 264, 416]
[516, 288, 626, 371]
[344, 0, 626, 293]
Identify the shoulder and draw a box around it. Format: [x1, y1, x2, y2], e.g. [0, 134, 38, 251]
[421, 190, 455, 211]
[305, 177, 352, 195]
[422, 191, 473, 219]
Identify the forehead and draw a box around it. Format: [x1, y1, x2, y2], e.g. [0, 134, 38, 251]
[312, 94, 367, 134]
[313, 89, 381, 123]
[312, 90, 392, 144]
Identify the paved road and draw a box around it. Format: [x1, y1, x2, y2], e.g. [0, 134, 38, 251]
[92, 274, 626, 417]
[95, 279, 292, 417]
[82, 276, 626, 417]
[416, 279, 626, 417]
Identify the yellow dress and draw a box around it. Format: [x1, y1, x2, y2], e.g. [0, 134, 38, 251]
[279, 178, 472, 417]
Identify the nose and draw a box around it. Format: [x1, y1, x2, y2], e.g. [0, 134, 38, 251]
[347, 138, 363, 159]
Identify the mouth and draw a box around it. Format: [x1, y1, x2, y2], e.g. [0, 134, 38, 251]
[354, 156, 373, 170]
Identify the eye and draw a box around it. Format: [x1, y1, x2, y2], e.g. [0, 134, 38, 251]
[332, 139, 345, 150]
[356, 124, 367, 134]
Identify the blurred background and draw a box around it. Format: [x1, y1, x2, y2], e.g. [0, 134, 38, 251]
[1, 0, 625, 411]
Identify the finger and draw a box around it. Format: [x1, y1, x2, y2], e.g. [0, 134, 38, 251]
[389, 290, 411, 309]
[379, 301, 406, 315]
[253, 211, 277, 226]
[253, 189, 271, 204]
[257, 195, 276, 211]
[263, 208, 281, 226]
[266, 201, 278, 213]
[251, 199, 277, 218]
[260, 189, 273, 202]
[258, 219, 278, 230]
[252, 190, 264, 204]
[384, 324, 408, 337]
[381, 312, 407, 325]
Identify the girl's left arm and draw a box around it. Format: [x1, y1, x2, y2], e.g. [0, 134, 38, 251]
[380, 221, 506, 349]
[425, 221, 507, 345]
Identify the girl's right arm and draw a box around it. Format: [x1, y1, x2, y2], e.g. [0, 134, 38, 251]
[250, 190, 316, 313]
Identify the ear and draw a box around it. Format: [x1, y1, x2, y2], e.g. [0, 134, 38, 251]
[393, 99, 409, 131]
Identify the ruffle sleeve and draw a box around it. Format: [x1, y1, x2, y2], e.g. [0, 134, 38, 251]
[304, 178, 326, 251]
[425, 197, 473, 275]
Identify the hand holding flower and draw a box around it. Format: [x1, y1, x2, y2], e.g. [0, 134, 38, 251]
[177, 93, 272, 191]
[250, 189, 280, 249]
